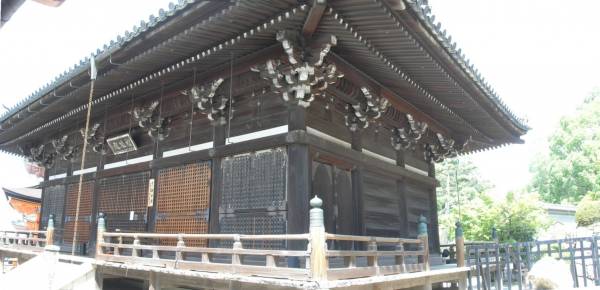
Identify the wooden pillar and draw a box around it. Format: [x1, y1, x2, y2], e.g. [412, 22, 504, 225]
[287, 104, 310, 268]
[147, 144, 162, 235]
[350, 130, 365, 237]
[428, 161, 440, 253]
[89, 155, 104, 257]
[208, 122, 226, 236]
[396, 150, 409, 237]
[44, 166, 50, 182]
[66, 162, 74, 177]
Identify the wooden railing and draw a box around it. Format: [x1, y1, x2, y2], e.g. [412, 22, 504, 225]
[0, 230, 49, 250]
[324, 233, 428, 280]
[0, 214, 56, 252]
[95, 197, 439, 282]
[96, 231, 312, 280]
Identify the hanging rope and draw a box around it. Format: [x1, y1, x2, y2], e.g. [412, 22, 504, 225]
[71, 56, 98, 255]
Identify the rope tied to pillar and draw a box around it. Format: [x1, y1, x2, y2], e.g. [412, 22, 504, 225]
[71, 55, 98, 255]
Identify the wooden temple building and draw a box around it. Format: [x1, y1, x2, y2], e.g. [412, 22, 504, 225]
[0, 0, 527, 289]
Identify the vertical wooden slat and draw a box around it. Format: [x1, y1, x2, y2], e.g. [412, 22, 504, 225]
[475, 245, 482, 290]
[515, 243, 522, 290]
[580, 239, 588, 287]
[505, 244, 512, 290]
[569, 241, 578, 288]
[495, 243, 501, 290]
[592, 236, 600, 286]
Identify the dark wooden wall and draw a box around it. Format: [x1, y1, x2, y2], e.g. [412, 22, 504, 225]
[37, 71, 440, 254]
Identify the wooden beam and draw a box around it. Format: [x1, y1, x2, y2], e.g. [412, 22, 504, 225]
[327, 53, 451, 136]
[302, 0, 327, 38]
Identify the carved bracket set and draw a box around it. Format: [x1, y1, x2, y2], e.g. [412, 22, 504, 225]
[184, 77, 232, 125]
[252, 30, 344, 107]
[131, 100, 171, 141]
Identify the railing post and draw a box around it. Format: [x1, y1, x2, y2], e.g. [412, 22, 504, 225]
[232, 235, 242, 267]
[396, 242, 406, 273]
[132, 235, 140, 257]
[96, 213, 105, 257]
[309, 195, 328, 282]
[175, 234, 185, 262]
[456, 221, 465, 267]
[418, 214, 430, 271]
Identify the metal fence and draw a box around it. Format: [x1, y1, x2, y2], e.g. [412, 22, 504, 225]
[461, 236, 600, 290]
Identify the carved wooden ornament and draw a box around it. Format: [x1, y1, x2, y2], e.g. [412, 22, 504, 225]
[391, 114, 428, 150]
[252, 30, 344, 107]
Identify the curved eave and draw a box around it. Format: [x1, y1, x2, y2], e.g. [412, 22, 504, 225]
[3, 187, 42, 203]
[0, 0, 227, 126]
[397, 0, 529, 136]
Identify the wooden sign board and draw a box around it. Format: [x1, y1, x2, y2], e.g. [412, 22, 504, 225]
[106, 134, 137, 155]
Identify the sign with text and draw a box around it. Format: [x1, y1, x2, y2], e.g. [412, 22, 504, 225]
[106, 134, 137, 155]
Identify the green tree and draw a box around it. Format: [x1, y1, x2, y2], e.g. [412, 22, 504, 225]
[437, 158, 549, 243]
[575, 192, 600, 226]
[436, 157, 491, 243]
[530, 90, 600, 203]
[460, 192, 549, 243]
[436, 158, 491, 216]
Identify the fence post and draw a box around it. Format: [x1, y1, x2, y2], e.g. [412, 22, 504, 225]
[96, 213, 105, 258]
[456, 221, 465, 268]
[46, 214, 55, 247]
[418, 214, 430, 271]
[309, 195, 328, 282]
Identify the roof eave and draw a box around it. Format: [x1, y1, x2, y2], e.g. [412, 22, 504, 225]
[387, 0, 529, 139]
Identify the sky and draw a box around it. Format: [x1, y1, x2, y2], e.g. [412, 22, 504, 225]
[0, 0, 599, 197]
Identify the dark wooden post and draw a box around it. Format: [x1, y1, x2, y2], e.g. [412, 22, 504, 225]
[351, 130, 365, 237]
[286, 103, 311, 269]
[427, 161, 440, 253]
[89, 155, 104, 257]
[147, 144, 162, 235]
[396, 150, 409, 237]
[208, 120, 226, 237]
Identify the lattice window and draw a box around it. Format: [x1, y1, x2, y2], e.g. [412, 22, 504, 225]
[220, 148, 287, 211]
[219, 212, 286, 249]
[98, 172, 150, 232]
[63, 181, 94, 245]
[41, 185, 66, 228]
[155, 162, 211, 246]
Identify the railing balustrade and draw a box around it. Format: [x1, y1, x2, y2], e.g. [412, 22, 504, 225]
[93, 197, 440, 282]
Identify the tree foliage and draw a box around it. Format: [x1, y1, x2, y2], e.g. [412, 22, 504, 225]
[530, 90, 600, 203]
[575, 192, 600, 226]
[437, 158, 549, 243]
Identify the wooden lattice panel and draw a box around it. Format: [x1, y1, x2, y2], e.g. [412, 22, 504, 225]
[220, 148, 287, 212]
[63, 181, 94, 245]
[41, 185, 66, 229]
[219, 212, 286, 249]
[155, 162, 211, 246]
[98, 172, 150, 232]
